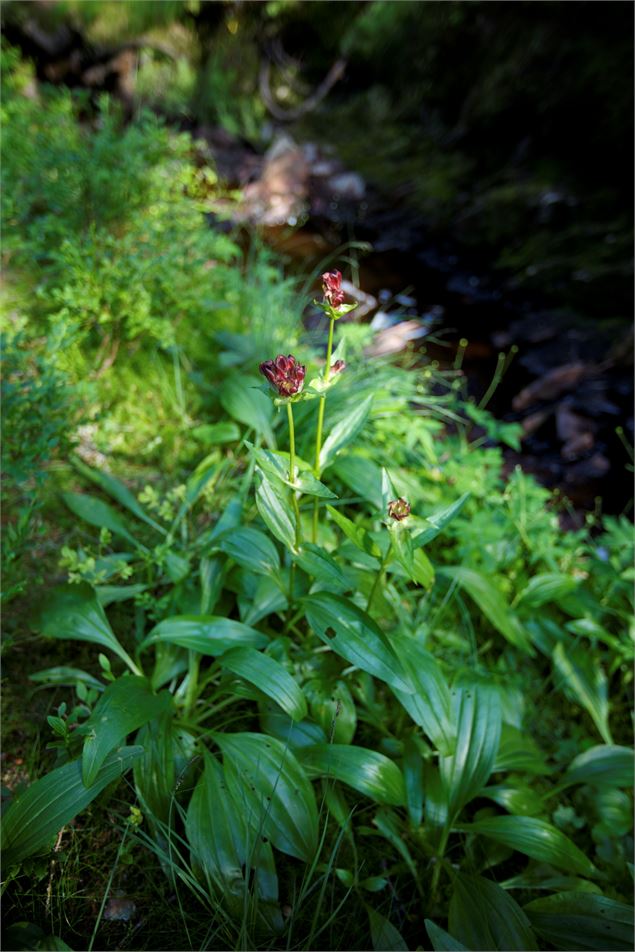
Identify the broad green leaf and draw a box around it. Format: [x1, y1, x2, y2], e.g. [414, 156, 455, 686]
[333, 456, 383, 508]
[186, 751, 282, 930]
[35, 583, 137, 671]
[62, 492, 139, 546]
[206, 495, 243, 544]
[425, 920, 470, 951]
[220, 647, 307, 722]
[133, 712, 194, 823]
[1, 747, 143, 867]
[524, 892, 634, 951]
[304, 678, 356, 744]
[403, 735, 424, 827]
[299, 743, 405, 806]
[97, 583, 147, 606]
[215, 732, 318, 862]
[139, 615, 268, 655]
[367, 906, 408, 951]
[440, 681, 502, 820]
[494, 724, 550, 775]
[553, 642, 612, 743]
[439, 567, 533, 654]
[250, 446, 337, 498]
[564, 744, 634, 789]
[219, 526, 280, 576]
[29, 666, 104, 692]
[481, 783, 543, 816]
[326, 505, 380, 557]
[81, 676, 171, 786]
[239, 573, 287, 627]
[411, 493, 471, 548]
[303, 592, 411, 693]
[449, 872, 538, 951]
[220, 375, 274, 445]
[516, 573, 579, 608]
[294, 543, 349, 593]
[255, 469, 296, 551]
[71, 457, 166, 534]
[259, 701, 327, 749]
[319, 394, 373, 470]
[391, 639, 454, 754]
[458, 816, 598, 877]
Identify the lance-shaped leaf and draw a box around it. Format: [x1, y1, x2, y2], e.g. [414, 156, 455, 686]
[219, 526, 281, 576]
[515, 573, 579, 608]
[186, 751, 282, 930]
[220, 375, 275, 445]
[249, 446, 337, 498]
[294, 543, 350, 594]
[391, 639, 455, 754]
[440, 681, 502, 820]
[299, 743, 405, 806]
[35, 583, 138, 672]
[220, 647, 307, 722]
[1, 747, 143, 867]
[319, 395, 373, 470]
[425, 920, 470, 951]
[139, 615, 267, 655]
[62, 492, 140, 547]
[72, 457, 166, 534]
[553, 642, 612, 743]
[214, 732, 318, 862]
[80, 676, 172, 786]
[303, 592, 412, 693]
[326, 505, 380, 558]
[255, 469, 296, 551]
[367, 906, 408, 952]
[563, 744, 634, 789]
[449, 872, 538, 951]
[457, 816, 598, 878]
[439, 566, 534, 654]
[523, 892, 634, 952]
[412, 493, 471, 548]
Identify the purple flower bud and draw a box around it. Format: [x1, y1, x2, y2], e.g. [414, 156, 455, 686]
[388, 497, 411, 521]
[322, 270, 346, 309]
[259, 354, 306, 397]
[330, 359, 346, 375]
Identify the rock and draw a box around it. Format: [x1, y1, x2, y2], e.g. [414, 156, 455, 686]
[103, 897, 136, 922]
[365, 319, 429, 357]
[326, 171, 366, 201]
[512, 362, 591, 411]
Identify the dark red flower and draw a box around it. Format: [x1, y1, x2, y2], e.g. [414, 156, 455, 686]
[322, 270, 346, 309]
[388, 497, 411, 521]
[259, 354, 306, 397]
[331, 359, 346, 375]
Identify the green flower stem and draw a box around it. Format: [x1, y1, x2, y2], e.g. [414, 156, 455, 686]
[312, 310, 336, 543]
[430, 826, 450, 901]
[287, 400, 302, 608]
[183, 650, 200, 718]
[366, 540, 393, 612]
[287, 401, 301, 548]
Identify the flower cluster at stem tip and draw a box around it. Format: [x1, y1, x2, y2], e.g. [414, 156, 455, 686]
[259, 354, 306, 397]
[388, 497, 411, 521]
[322, 269, 346, 309]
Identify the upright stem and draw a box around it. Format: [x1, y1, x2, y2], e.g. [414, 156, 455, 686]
[184, 651, 200, 718]
[287, 401, 301, 606]
[366, 541, 393, 612]
[312, 311, 336, 543]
